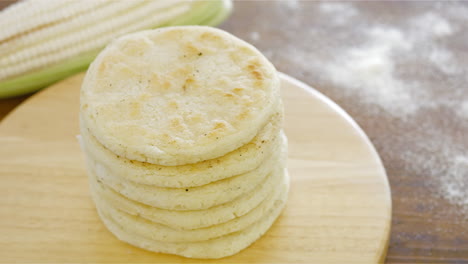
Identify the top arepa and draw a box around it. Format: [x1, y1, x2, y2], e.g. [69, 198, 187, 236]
[80, 26, 280, 166]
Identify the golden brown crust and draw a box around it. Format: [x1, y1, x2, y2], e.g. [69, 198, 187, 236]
[80, 26, 280, 165]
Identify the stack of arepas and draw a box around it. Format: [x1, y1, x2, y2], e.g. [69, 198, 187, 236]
[79, 26, 289, 259]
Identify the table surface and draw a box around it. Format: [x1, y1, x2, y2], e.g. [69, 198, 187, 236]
[1, 1, 467, 263]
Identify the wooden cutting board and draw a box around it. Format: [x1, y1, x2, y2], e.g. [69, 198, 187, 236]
[0, 73, 391, 263]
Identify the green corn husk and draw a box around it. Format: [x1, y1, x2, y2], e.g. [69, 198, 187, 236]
[0, 0, 232, 99]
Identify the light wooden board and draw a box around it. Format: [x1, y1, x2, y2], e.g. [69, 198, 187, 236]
[0, 73, 391, 263]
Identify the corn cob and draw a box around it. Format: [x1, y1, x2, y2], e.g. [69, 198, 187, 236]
[0, 0, 232, 98]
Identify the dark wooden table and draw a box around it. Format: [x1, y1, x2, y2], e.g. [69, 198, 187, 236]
[1, 1, 467, 263]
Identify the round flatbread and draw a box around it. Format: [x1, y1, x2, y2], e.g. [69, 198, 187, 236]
[80, 26, 281, 165]
[80, 111, 283, 188]
[89, 161, 284, 230]
[94, 171, 289, 259]
[87, 137, 286, 210]
[92, 169, 287, 243]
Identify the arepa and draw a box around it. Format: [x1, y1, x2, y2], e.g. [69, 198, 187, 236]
[87, 136, 286, 210]
[89, 162, 284, 230]
[94, 172, 289, 259]
[92, 169, 287, 242]
[79, 26, 289, 259]
[80, 26, 281, 165]
[80, 111, 283, 187]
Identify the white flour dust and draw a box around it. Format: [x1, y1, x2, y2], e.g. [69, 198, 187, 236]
[320, 3, 468, 215]
[400, 131, 468, 217]
[240, 2, 468, 215]
[249, 31, 260, 42]
[278, 0, 300, 11]
[443, 156, 468, 211]
[273, 2, 468, 216]
[410, 12, 454, 38]
[315, 7, 464, 118]
[428, 47, 461, 75]
[459, 101, 468, 120]
[321, 26, 418, 116]
[318, 2, 357, 25]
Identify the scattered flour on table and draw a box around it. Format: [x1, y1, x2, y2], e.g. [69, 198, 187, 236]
[428, 47, 461, 75]
[321, 26, 418, 116]
[400, 133, 468, 217]
[246, 1, 468, 215]
[278, 0, 300, 11]
[409, 12, 454, 37]
[279, 2, 468, 215]
[249, 31, 260, 42]
[443, 156, 468, 211]
[315, 8, 463, 118]
[458, 101, 468, 119]
[318, 2, 358, 25]
[409, 12, 461, 75]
